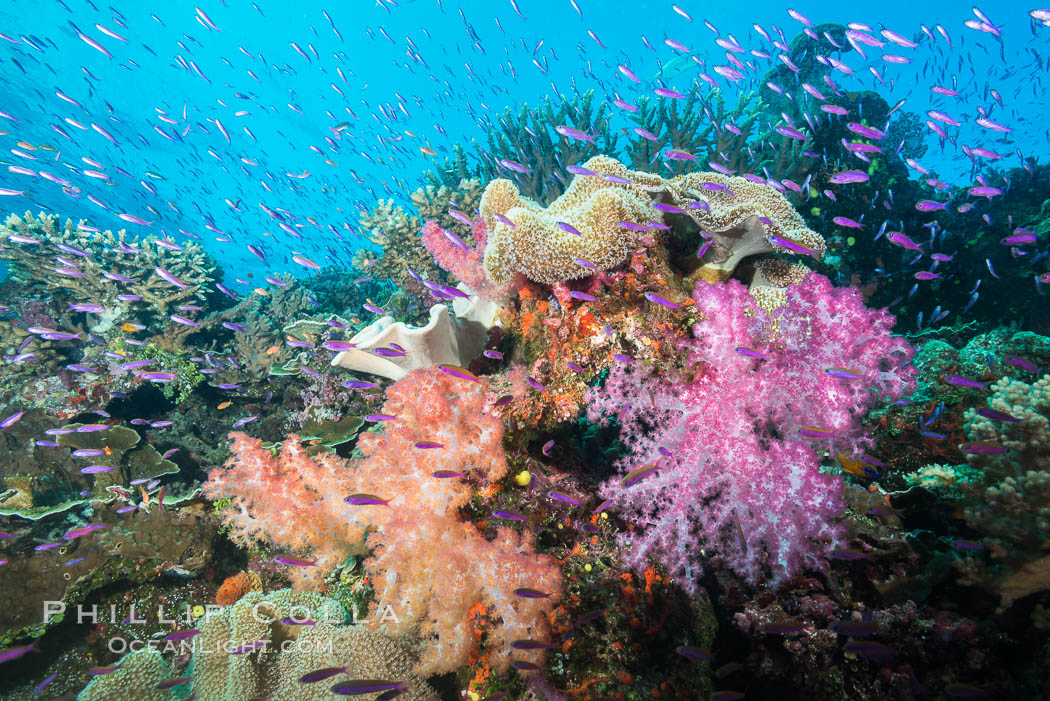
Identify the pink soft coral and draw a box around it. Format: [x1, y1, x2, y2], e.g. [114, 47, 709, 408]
[587, 274, 915, 590]
[422, 217, 506, 299]
[204, 367, 561, 674]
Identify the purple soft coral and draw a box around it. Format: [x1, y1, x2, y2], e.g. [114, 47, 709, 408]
[587, 274, 915, 591]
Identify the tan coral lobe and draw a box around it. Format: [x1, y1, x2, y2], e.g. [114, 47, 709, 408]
[479, 155, 825, 287]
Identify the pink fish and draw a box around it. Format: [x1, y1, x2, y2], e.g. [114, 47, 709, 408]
[77, 31, 112, 58]
[830, 170, 869, 184]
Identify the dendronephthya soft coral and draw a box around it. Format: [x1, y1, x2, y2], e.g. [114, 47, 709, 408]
[205, 367, 562, 674]
[587, 273, 914, 590]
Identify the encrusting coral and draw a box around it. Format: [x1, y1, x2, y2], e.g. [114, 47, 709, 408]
[81, 590, 437, 700]
[190, 589, 437, 700]
[479, 155, 825, 287]
[77, 649, 176, 701]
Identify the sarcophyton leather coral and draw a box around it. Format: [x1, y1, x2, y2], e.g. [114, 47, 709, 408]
[479, 155, 825, 287]
[205, 367, 561, 674]
[480, 156, 657, 285]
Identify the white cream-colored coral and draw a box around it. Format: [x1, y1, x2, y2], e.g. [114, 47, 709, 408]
[670, 170, 825, 283]
[748, 258, 812, 313]
[479, 155, 825, 287]
[331, 286, 500, 380]
[481, 156, 655, 285]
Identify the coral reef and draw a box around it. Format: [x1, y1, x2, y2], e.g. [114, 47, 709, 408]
[0, 211, 218, 323]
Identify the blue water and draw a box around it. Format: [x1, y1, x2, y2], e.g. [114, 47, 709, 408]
[0, 0, 1046, 282]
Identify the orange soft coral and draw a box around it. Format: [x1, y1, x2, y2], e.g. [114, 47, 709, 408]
[368, 512, 562, 675]
[204, 367, 562, 674]
[205, 367, 509, 587]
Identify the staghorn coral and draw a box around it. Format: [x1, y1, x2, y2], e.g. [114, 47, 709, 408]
[0, 211, 216, 323]
[204, 368, 561, 674]
[587, 274, 914, 590]
[627, 88, 762, 177]
[151, 275, 321, 382]
[480, 155, 825, 287]
[425, 143, 483, 190]
[190, 589, 437, 700]
[626, 86, 815, 190]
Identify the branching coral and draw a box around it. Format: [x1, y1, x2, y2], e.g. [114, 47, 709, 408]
[0, 211, 216, 322]
[471, 90, 619, 204]
[586, 274, 914, 590]
[626, 88, 762, 177]
[355, 180, 484, 298]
